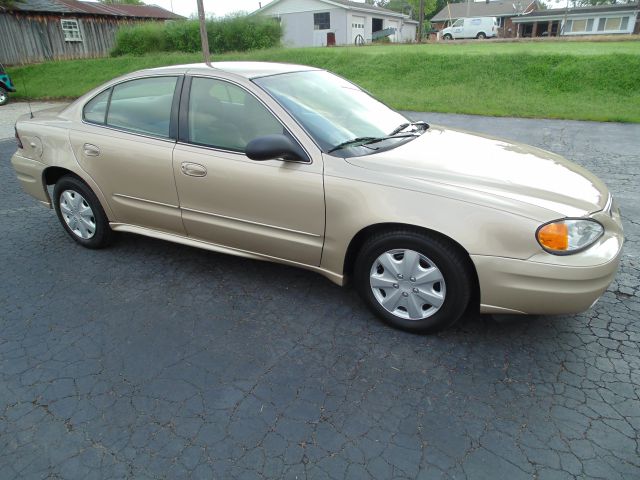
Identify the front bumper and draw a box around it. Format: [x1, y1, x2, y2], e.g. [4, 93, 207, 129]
[472, 209, 624, 315]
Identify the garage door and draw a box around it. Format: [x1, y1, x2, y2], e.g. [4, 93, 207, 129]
[351, 16, 365, 44]
[387, 19, 399, 42]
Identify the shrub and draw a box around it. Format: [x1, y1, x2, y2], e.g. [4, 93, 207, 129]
[111, 15, 282, 56]
[111, 22, 168, 56]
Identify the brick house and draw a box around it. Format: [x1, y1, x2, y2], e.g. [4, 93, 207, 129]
[430, 0, 540, 38]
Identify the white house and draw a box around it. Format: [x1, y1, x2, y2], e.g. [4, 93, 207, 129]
[254, 0, 418, 47]
[511, 2, 639, 37]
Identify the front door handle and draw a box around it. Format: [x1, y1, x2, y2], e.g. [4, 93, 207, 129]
[181, 162, 207, 177]
[83, 143, 100, 157]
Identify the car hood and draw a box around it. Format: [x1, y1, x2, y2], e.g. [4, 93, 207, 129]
[345, 125, 609, 218]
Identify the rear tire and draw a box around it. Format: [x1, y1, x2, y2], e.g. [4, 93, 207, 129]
[53, 176, 113, 249]
[476, 32, 486, 39]
[0, 87, 8, 106]
[354, 230, 473, 333]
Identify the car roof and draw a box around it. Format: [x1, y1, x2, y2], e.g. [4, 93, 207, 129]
[145, 61, 319, 79]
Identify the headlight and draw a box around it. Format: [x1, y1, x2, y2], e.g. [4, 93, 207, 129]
[536, 219, 604, 255]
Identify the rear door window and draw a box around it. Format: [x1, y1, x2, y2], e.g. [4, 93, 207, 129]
[106, 76, 178, 138]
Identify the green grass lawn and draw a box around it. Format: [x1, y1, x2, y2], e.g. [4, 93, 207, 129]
[7, 41, 640, 122]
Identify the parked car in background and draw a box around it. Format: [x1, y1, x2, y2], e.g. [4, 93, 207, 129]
[0, 63, 16, 105]
[10, 62, 623, 333]
[441, 17, 498, 39]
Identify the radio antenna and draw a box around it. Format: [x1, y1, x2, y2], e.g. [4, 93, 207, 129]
[21, 77, 34, 119]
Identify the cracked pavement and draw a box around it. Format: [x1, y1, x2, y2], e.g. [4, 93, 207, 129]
[1, 108, 639, 479]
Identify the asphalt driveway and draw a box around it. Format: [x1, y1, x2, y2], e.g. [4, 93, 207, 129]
[1, 105, 639, 479]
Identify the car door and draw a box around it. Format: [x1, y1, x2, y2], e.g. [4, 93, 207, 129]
[470, 18, 481, 37]
[452, 19, 464, 38]
[172, 75, 325, 266]
[69, 75, 185, 235]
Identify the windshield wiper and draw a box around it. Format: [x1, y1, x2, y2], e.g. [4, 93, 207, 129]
[327, 137, 379, 153]
[327, 133, 418, 154]
[389, 121, 429, 136]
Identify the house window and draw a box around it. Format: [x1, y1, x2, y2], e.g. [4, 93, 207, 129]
[604, 17, 622, 30]
[586, 18, 594, 31]
[61, 19, 82, 42]
[495, 17, 503, 27]
[597, 18, 606, 31]
[570, 19, 587, 32]
[621, 16, 629, 30]
[314, 12, 330, 30]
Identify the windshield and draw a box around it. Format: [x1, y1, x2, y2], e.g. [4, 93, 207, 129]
[253, 70, 410, 153]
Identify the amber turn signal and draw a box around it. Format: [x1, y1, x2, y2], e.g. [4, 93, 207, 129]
[538, 222, 569, 251]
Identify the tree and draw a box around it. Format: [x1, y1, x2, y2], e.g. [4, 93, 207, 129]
[546, 0, 633, 6]
[428, 0, 471, 21]
[100, 0, 145, 5]
[377, 0, 438, 20]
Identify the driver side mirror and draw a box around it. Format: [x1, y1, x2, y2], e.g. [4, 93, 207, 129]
[245, 134, 309, 163]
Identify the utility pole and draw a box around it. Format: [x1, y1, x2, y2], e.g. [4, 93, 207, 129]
[418, 0, 425, 42]
[196, 0, 211, 66]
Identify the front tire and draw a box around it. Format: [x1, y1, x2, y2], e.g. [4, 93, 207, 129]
[53, 176, 113, 248]
[443, 34, 453, 40]
[354, 230, 472, 333]
[0, 88, 8, 106]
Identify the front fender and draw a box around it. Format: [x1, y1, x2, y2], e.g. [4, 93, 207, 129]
[320, 158, 544, 277]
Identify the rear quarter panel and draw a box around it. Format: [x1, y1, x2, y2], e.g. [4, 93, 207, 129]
[13, 117, 115, 219]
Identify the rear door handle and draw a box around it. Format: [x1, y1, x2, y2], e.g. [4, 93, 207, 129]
[181, 162, 207, 177]
[83, 143, 100, 157]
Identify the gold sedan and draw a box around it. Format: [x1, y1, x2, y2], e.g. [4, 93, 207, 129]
[11, 62, 624, 332]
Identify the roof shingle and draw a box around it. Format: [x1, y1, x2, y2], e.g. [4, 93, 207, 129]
[4, 0, 184, 19]
[431, 0, 537, 22]
[512, 1, 639, 19]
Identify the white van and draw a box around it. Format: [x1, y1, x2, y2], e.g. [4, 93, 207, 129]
[440, 17, 498, 40]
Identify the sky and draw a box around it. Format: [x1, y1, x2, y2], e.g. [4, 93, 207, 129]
[146, 0, 275, 17]
[133, 0, 570, 17]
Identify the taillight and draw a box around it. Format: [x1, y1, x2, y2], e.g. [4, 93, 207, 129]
[15, 126, 23, 149]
